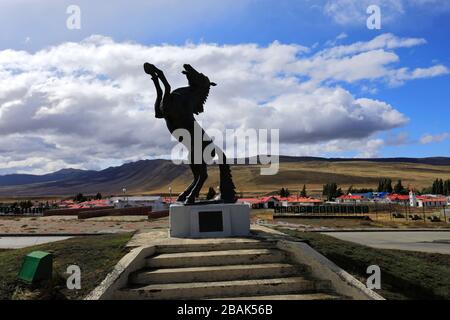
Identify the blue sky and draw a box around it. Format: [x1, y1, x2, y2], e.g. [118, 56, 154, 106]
[0, 0, 449, 174]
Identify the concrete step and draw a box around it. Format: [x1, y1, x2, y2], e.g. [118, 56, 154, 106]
[131, 263, 308, 285]
[146, 248, 288, 268]
[155, 239, 276, 254]
[212, 293, 342, 300]
[115, 277, 332, 300]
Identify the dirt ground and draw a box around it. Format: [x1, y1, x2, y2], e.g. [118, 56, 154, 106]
[0, 210, 447, 235]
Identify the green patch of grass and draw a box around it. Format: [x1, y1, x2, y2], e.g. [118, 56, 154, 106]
[276, 228, 450, 300]
[0, 233, 132, 300]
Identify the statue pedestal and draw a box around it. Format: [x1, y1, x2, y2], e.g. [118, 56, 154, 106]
[169, 203, 250, 238]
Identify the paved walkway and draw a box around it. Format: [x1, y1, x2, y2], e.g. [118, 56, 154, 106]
[0, 215, 168, 234]
[323, 231, 450, 254]
[0, 215, 170, 249]
[0, 236, 72, 249]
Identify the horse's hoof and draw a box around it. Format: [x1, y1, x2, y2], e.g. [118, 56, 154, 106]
[176, 193, 188, 202]
[143, 63, 158, 75]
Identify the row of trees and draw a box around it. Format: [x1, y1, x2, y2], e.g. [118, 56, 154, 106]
[423, 179, 450, 196]
[344, 179, 408, 195]
[323, 179, 409, 201]
[73, 192, 103, 203]
[0, 200, 50, 210]
[322, 183, 343, 201]
[278, 185, 308, 198]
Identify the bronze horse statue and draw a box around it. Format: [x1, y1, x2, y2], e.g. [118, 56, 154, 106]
[144, 63, 236, 205]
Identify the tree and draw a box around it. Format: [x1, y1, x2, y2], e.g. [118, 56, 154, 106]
[322, 183, 343, 201]
[394, 180, 406, 195]
[279, 188, 290, 197]
[300, 185, 307, 197]
[444, 180, 450, 196]
[206, 187, 217, 200]
[74, 193, 87, 203]
[432, 178, 445, 195]
[347, 185, 354, 195]
[377, 178, 393, 193]
[19, 200, 33, 209]
[95, 192, 102, 200]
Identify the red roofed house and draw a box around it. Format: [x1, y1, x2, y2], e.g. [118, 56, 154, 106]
[336, 195, 365, 204]
[416, 196, 447, 208]
[409, 191, 447, 207]
[281, 196, 323, 206]
[259, 196, 282, 209]
[387, 194, 410, 204]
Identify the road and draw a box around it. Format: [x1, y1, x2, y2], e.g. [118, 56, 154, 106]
[322, 231, 450, 254]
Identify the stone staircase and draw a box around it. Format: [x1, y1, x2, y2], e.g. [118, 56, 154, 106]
[113, 239, 342, 300]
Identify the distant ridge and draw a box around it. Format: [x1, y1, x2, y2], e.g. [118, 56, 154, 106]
[0, 156, 449, 197]
[0, 168, 90, 186]
[277, 156, 450, 166]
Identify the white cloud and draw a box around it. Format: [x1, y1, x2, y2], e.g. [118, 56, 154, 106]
[324, 0, 404, 25]
[420, 132, 450, 145]
[391, 65, 449, 85]
[323, 0, 450, 25]
[1, 34, 446, 174]
[290, 34, 446, 85]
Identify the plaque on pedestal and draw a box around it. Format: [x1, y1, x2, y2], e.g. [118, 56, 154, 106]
[169, 203, 250, 238]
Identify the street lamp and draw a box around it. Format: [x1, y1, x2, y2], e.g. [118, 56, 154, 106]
[122, 187, 127, 206]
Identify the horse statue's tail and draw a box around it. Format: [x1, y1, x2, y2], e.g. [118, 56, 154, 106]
[219, 154, 237, 203]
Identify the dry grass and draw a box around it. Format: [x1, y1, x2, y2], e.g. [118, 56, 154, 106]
[277, 229, 450, 300]
[0, 233, 132, 300]
[148, 161, 450, 196]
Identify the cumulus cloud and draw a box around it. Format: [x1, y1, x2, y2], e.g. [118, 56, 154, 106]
[1, 34, 446, 174]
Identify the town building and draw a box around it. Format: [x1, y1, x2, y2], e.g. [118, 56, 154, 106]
[238, 196, 322, 208]
[336, 195, 365, 204]
[108, 196, 167, 211]
[409, 191, 447, 208]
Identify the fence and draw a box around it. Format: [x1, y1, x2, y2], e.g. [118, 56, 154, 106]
[273, 203, 449, 222]
[274, 205, 370, 215]
[0, 207, 46, 215]
[77, 206, 152, 219]
[44, 206, 114, 216]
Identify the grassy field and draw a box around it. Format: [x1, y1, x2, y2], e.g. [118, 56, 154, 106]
[151, 161, 450, 196]
[276, 228, 450, 300]
[0, 233, 132, 300]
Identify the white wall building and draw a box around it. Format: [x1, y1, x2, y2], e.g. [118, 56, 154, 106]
[108, 196, 167, 211]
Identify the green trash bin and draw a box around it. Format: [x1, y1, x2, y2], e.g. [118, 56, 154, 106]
[17, 251, 53, 284]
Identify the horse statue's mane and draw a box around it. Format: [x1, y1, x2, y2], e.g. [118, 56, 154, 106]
[182, 64, 217, 115]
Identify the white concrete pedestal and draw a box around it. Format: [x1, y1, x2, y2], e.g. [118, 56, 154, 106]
[169, 203, 250, 238]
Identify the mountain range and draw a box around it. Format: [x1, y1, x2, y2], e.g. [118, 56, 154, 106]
[1, 156, 450, 198]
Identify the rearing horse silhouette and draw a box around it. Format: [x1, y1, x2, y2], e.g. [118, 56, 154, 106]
[144, 63, 236, 205]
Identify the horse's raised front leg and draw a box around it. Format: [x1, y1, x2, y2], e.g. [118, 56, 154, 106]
[151, 65, 171, 109]
[143, 63, 164, 118]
